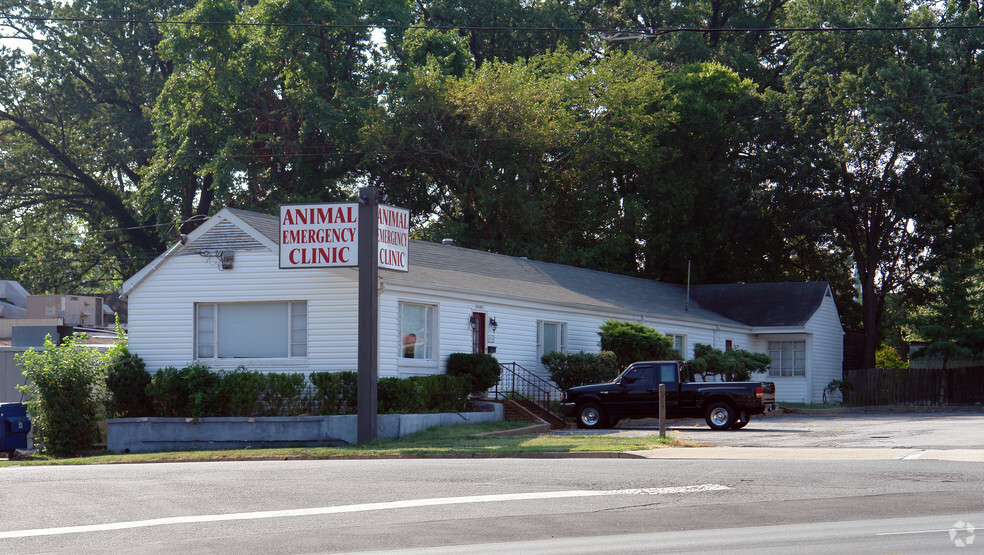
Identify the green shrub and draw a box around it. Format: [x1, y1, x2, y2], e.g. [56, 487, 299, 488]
[823, 379, 854, 404]
[145, 367, 191, 417]
[378, 375, 472, 413]
[598, 320, 679, 369]
[876, 344, 908, 369]
[416, 374, 471, 412]
[309, 371, 358, 414]
[218, 367, 264, 417]
[261, 372, 308, 416]
[688, 344, 769, 382]
[105, 349, 152, 418]
[15, 334, 106, 456]
[541, 351, 619, 390]
[378, 377, 421, 413]
[183, 363, 222, 417]
[446, 353, 502, 393]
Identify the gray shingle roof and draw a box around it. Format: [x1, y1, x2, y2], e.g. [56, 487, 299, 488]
[689, 282, 832, 327]
[224, 208, 829, 328]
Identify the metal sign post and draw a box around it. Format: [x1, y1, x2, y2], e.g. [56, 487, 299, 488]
[357, 187, 380, 443]
[279, 189, 407, 444]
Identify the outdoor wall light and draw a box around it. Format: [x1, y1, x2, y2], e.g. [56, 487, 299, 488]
[489, 317, 498, 332]
[469, 315, 479, 331]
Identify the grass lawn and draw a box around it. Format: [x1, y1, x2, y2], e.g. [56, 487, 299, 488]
[0, 421, 687, 467]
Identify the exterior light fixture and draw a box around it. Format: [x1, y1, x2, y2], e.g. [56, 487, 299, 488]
[469, 315, 479, 331]
[489, 317, 498, 332]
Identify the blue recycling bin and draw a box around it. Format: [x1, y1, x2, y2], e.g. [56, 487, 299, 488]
[0, 403, 32, 455]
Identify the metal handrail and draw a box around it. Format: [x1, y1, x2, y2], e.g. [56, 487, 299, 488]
[494, 362, 565, 423]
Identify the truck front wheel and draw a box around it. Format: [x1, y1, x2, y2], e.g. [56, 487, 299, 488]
[577, 403, 609, 429]
[705, 402, 736, 430]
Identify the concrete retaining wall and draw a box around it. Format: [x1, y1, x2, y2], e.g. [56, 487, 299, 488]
[107, 405, 504, 453]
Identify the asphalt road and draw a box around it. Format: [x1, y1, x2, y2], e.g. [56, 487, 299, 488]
[1, 456, 982, 552]
[1, 412, 983, 553]
[566, 410, 984, 450]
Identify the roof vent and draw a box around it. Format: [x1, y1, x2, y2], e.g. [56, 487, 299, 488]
[442, 238, 454, 245]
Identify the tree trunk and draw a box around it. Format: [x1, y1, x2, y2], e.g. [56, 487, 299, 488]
[861, 265, 879, 369]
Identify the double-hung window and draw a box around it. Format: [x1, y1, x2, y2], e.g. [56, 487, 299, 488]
[399, 302, 436, 360]
[670, 334, 686, 358]
[768, 340, 806, 377]
[195, 302, 307, 359]
[537, 321, 567, 360]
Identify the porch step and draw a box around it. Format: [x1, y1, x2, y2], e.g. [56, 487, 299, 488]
[505, 399, 569, 429]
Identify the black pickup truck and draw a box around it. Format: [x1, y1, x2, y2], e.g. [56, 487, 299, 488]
[560, 360, 776, 430]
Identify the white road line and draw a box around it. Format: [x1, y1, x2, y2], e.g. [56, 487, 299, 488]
[901, 450, 937, 460]
[0, 484, 729, 540]
[877, 528, 953, 536]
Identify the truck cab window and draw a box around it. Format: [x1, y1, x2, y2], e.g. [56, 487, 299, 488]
[658, 363, 677, 383]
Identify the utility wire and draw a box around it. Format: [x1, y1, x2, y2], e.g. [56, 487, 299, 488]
[2, 14, 983, 35]
[0, 214, 207, 241]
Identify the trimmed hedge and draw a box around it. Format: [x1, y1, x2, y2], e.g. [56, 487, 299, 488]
[119, 361, 473, 417]
[105, 348, 152, 418]
[309, 371, 359, 414]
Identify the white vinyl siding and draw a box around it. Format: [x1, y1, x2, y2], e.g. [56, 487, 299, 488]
[804, 292, 846, 402]
[196, 301, 306, 359]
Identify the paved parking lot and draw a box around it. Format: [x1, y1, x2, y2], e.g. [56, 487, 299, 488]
[557, 411, 984, 450]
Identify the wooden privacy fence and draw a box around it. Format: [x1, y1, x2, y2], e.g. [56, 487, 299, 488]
[843, 366, 984, 406]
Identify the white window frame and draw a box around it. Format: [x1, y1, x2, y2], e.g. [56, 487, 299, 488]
[537, 320, 568, 361]
[768, 340, 806, 377]
[398, 301, 438, 364]
[669, 334, 687, 358]
[194, 301, 307, 359]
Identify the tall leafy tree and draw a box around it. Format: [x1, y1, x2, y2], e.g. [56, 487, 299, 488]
[777, 0, 955, 367]
[633, 61, 782, 284]
[0, 0, 191, 291]
[143, 0, 414, 218]
[414, 0, 598, 67]
[600, 0, 789, 88]
[369, 48, 679, 274]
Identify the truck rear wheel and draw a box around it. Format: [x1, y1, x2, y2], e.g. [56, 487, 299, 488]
[577, 403, 609, 429]
[730, 411, 750, 429]
[705, 402, 736, 430]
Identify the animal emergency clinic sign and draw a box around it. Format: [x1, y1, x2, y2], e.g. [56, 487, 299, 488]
[279, 202, 409, 271]
[377, 204, 409, 271]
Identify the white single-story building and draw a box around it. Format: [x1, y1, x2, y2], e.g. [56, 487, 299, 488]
[121, 207, 844, 403]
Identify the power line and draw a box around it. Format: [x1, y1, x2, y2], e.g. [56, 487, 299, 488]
[0, 255, 160, 262]
[0, 214, 207, 241]
[2, 14, 983, 35]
